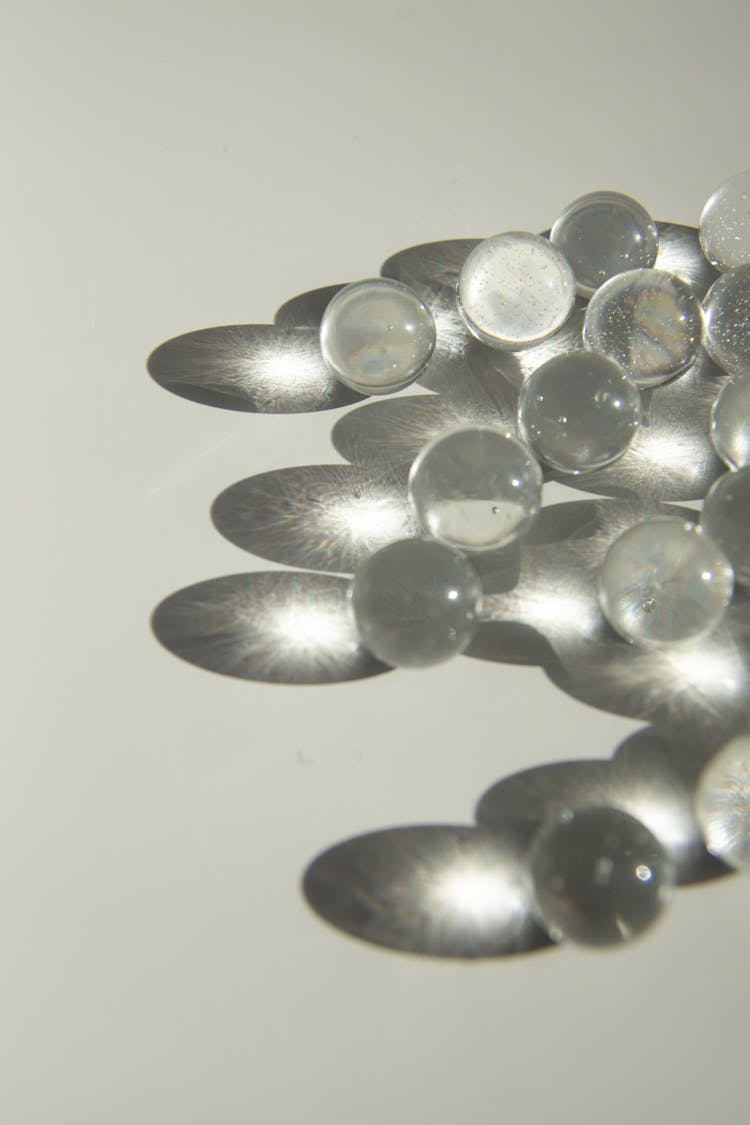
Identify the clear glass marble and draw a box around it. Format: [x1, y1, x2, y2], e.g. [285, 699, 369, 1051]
[695, 737, 750, 871]
[530, 806, 675, 947]
[701, 467, 750, 588]
[319, 278, 436, 395]
[583, 268, 704, 387]
[550, 190, 659, 297]
[699, 170, 750, 271]
[348, 538, 482, 668]
[407, 427, 542, 552]
[711, 371, 750, 469]
[703, 265, 750, 376]
[457, 231, 576, 350]
[518, 351, 641, 473]
[598, 517, 734, 647]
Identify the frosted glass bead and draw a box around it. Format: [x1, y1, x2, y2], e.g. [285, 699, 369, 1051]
[598, 517, 734, 647]
[457, 231, 576, 349]
[349, 538, 482, 668]
[551, 191, 659, 297]
[530, 806, 675, 947]
[407, 427, 542, 552]
[701, 467, 750, 588]
[583, 268, 704, 387]
[699, 171, 750, 271]
[703, 265, 750, 376]
[518, 351, 641, 473]
[695, 737, 750, 870]
[319, 279, 436, 395]
[711, 371, 750, 469]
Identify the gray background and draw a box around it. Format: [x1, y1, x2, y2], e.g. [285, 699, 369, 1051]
[4, 1, 749, 1121]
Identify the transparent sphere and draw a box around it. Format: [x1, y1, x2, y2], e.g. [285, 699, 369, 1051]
[457, 231, 576, 350]
[518, 351, 641, 473]
[696, 737, 750, 871]
[319, 279, 436, 395]
[349, 538, 482, 668]
[703, 265, 750, 376]
[530, 806, 675, 947]
[711, 370, 750, 468]
[550, 190, 659, 297]
[701, 467, 750, 588]
[598, 517, 734, 647]
[583, 268, 704, 387]
[699, 170, 750, 271]
[407, 427, 542, 552]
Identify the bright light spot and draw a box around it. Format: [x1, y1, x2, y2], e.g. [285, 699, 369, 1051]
[519, 588, 599, 634]
[269, 604, 356, 654]
[662, 644, 749, 699]
[430, 862, 521, 930]
[635, 864, 652, 882]
[447, 589, 459, 601]
[330, 497, 411, 548]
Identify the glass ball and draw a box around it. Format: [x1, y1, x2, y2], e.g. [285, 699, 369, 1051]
[701, 467, 750, 588]
[319, 279, 436, 395]
[518, 351, 641, 473]
[349, 538, 482, 668]
[699, 170, 750, 271]
[407, 427, 542, 552]
[711, 371, 750, 469]
[695, 736, 750, 871]
[530, 806, 676, 947]
[583, 268, 704, 387]
[598, 517, 734, 647]
[550, 190, 659, 297]
[703, 265, 750, 376]
[457, 231, 576, 350]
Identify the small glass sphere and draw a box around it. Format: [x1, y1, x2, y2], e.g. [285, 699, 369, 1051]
[583, 268, 704, 387]
[711, 371, 750, 468]
[530, 806, 675, 947]
[700, 170, 750, 271]
[349, 538, 482, 668]
[518, 351, 641, 473]
[598, 517, 734, 647]
[407, 427, 542, 552]
[319, 279, 436, 395]
[696, 736, 750, 870]
[701, 467, 750, 588]
[457, 231, 576, 350]
[703, 265, 750, 376]
[551, 190, 659, 297]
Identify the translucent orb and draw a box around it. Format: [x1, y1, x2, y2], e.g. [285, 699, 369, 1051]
[583, 268, 704, 387]
[550, 190, 659, 297]
[457, 231, 576, 350]
[319, 279, 436, 395]
[530, 806, 675, 947]
[407, 427, 542, 552]
[701, 467, 750, 588]
[696, 737, 750, 870]
[711, 371, 750, 469]
[703, 265, 750, 376]
[700, 170, 750, 271]
[518, 351, 641, 473]
[349, 538, 482, 668]
[598, 517, 734, 647]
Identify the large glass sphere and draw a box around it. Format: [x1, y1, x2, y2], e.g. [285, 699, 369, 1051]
[550, 190, 659, 297]
[711, 371, 750, 468]
[319, 279, 436, 395]
[695, 737, 750, 871]
[703, 265, 750, 376]
[701, 467, 750, 588]
[583, 268, 704, 387]
[349, 538, 482, 668]
[407, 427, 542, 552]
[530, 806, 676, 947]
[598, 517, 734, 647]
[518, 351, 641, 473]
[457, 231, 576, 350]
[700, 170, 750, 271]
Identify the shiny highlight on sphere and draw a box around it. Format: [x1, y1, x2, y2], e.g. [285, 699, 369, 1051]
[700, 170, 750, 271]
[703, 265, 750, 376]
[551, 190, 659, 297]
[696, 736, 750, 871]
[711, 371, 750, 469]
[701, 467, 750, 588]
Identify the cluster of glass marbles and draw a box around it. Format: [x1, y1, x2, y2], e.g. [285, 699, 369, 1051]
[317, 175, 750, 947]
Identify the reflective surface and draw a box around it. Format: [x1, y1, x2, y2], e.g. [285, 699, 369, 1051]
[700, 170, 750, 270]
[711, 371, 750, 469]
[703, 265, 750, 376]
[696, 736, 750, 870]
[551, 190, 658, 296]
[701, 467, 750, 588]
